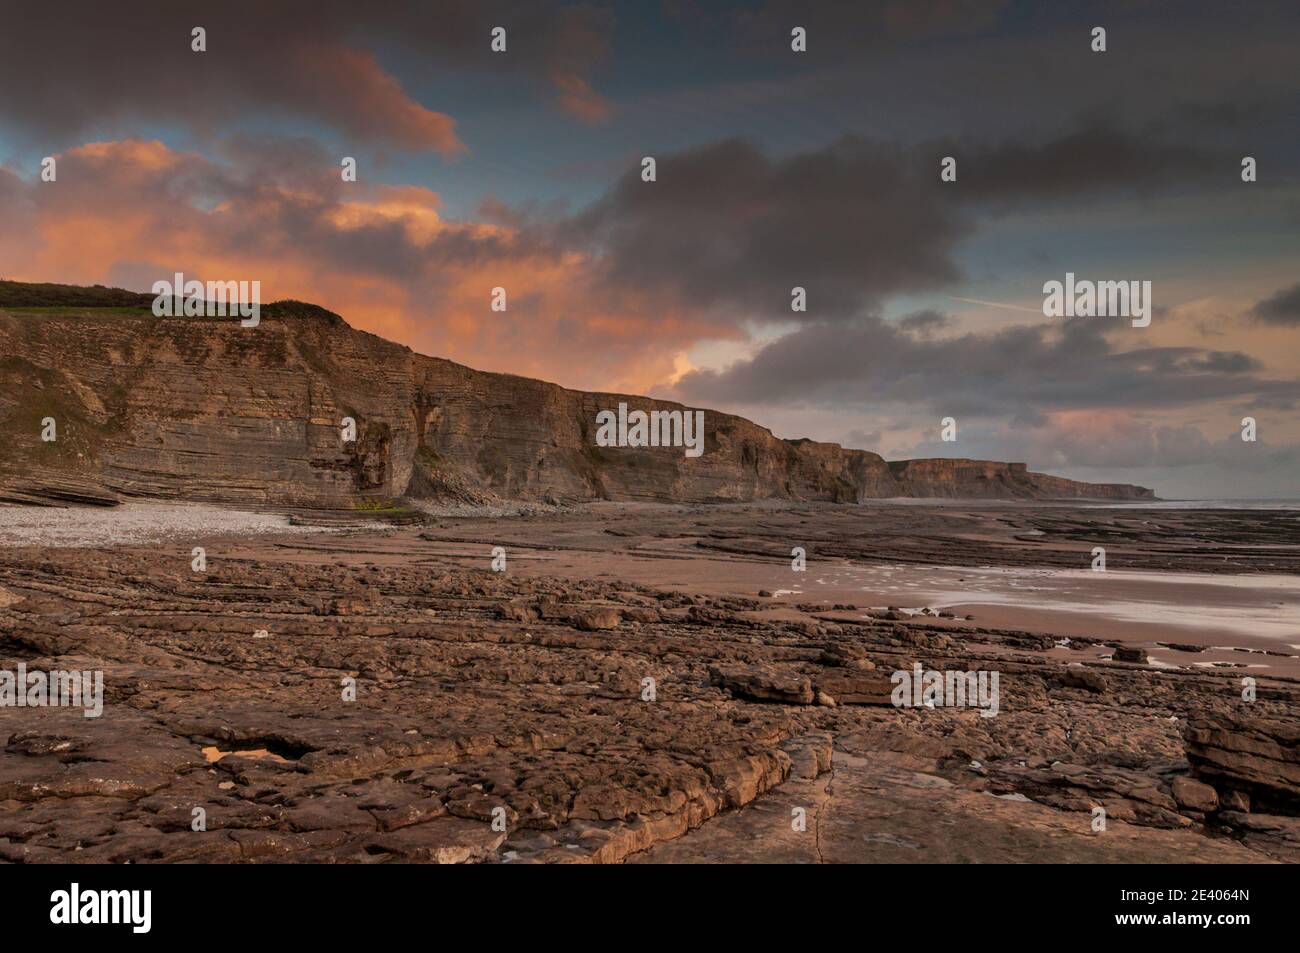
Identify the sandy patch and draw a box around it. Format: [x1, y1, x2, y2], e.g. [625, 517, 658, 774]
[0, 502, 380, 548]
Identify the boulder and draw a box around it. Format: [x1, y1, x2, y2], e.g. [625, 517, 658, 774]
[1185, 714, 1300, 814]
[709, 666, 814, 705]
[814, 670, 895, 705]
[1060, 667, 1108, 693]
[572, 607, 621, 631]
[1170, 776, 1219, 814]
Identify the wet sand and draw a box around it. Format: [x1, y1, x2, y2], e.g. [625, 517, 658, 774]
[12, 498, 1293, 672]
[272, 501, 1299, 676]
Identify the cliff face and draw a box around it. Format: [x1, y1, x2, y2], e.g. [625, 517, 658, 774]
[0, 293, 1155, 506]
[886, 459, 1153, 501]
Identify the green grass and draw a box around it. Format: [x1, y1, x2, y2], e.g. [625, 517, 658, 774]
[0, 280, 153, 308]
[352, 498, 402, 512]
[0, 281, 347, 324]
[3, 306, 153, 315]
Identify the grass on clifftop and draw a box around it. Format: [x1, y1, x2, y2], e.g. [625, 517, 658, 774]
[0, 280, 153, 309]
[0, 280, 346, 326]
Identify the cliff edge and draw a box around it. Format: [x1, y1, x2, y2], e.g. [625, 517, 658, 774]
[0, 282, 1155, 507]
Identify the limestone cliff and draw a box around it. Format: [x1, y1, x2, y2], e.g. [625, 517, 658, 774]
[0, 286, 1155, 506]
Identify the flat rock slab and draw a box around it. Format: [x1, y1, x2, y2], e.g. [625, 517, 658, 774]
[1, 506, 1297, 864]
[631, 749, 1271, 864]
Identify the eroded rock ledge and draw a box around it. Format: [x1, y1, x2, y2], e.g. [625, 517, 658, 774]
[1, 522, 1295, 864]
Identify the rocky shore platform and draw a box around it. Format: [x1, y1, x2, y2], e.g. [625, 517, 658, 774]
[1, 501, 1296, 863]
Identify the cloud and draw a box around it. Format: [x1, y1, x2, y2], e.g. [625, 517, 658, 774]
[721, 0, 1013, 54]
[671, 312, 1298, 418]
[675, 0, 1298, 146]
[3, 2, 1295, 499]
[892, 409, 1300, 475]
[0, 137, 723, 395]
[925, 122, 1226, 205]
[1251, 282, 1300, 326]
[5, 124, 1284, 410]
[840, 428, 883, 450]
[0, 1, 614, 150]
[897, 311, 951, 336]
[553, 120, 1238, 332]
[560, 137, 966, 322]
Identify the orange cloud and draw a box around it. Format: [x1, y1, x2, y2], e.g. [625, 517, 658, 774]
[287, 43, 465, 155]
[0, 138, 731, 396]
[0, 2, 616, 154]
[551, 72, 612, 124]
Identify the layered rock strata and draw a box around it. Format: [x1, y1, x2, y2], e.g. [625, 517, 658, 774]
[0, 287, 1154, 507]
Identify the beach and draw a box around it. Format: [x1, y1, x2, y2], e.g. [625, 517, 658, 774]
[1, 499, 1296, 862]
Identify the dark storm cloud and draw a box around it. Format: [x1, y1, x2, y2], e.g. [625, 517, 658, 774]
[1251, 283, 1300, 326]
[672, 314, 1297, 417]
[897, 311, 951, 336]
[926, 122, 1227, 204]
[720, 0, 1012, 53]
[700, 0, 1300, 171]
[0, 1, 612, 149]
[558, 136, 964, 321]
[555, 122, 1232, 323]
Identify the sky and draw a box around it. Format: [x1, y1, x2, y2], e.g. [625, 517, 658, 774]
[0, 0, 1297, 498]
